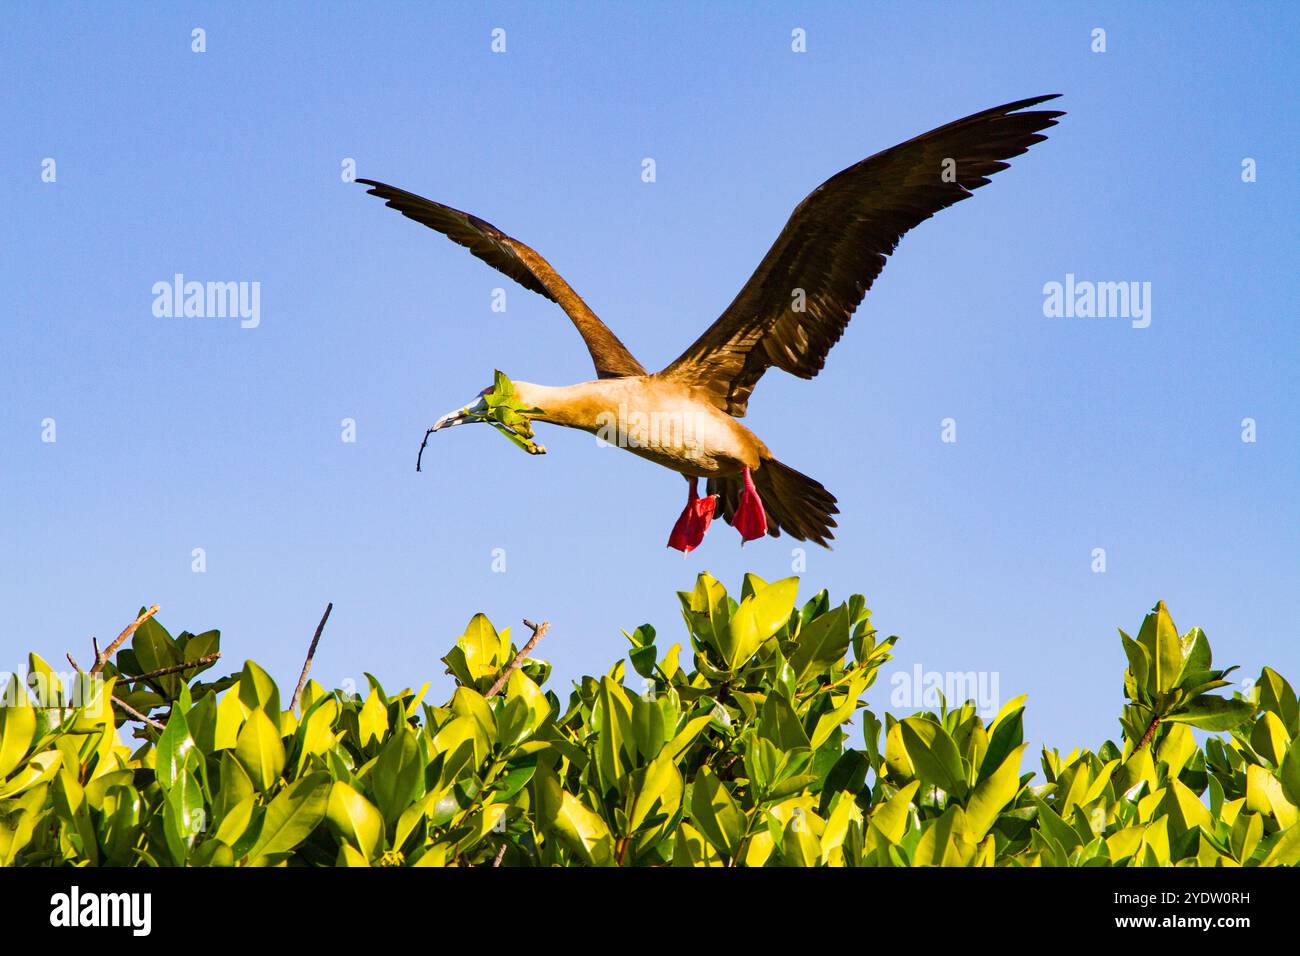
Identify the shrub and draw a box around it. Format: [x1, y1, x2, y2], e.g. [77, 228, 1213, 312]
[0, 572, 1296, 866]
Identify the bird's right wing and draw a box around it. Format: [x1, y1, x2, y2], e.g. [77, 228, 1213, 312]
[657, 95, 1065, 416]
[358, 179, 647, 379]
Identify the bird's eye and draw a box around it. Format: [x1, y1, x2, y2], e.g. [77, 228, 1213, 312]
[479, 386, 493, 397]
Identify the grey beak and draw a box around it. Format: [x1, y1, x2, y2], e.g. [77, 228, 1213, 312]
[429, 396, 489, 433]
[417, 396, 488, 471]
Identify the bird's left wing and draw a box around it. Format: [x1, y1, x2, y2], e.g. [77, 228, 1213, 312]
[358, 179, 646, 379]
[656, 95, 1064, 416]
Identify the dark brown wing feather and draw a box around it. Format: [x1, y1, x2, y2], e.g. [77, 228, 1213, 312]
[659, 95, 1065, 416]
[357, 179, 646, 379]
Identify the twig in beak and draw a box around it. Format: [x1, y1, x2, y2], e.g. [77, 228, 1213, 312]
[417, 426, 436, 472]
[416, 404, 477, 471]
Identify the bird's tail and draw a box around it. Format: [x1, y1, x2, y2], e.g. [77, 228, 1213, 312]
[707, 458, 839, 548]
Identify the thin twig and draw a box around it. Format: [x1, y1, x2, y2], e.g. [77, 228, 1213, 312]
[795, 668, 859, 700]
[492, 843, 508, 868]
[111, 696, 165, 731]
[121, 653, 222, 683]
[416, 428, 436, 472]
[290, 602, 334, 713]
[67, 653, 81, 672]
[90, 605, 161, 676]
[485, 619, 551, 699]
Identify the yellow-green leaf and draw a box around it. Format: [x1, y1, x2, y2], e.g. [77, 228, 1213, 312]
[245, 773, 330, 865]
[900, 717, 966, 795]
[357, 689, 389, 747]
[1137, 602, 1183, 694]
[551, 792, 615, 866]
[690, 766, 744, 857]
[235, 708, 286, 792]
[724, 577, 797, 669]
[0, 676, 36, 780]
[1252, 711, 1290, 766]
[326, 781, 383, 859]
[628, 750, 683, 833]
[965, 743, 1027, 841]
[1262, 822, 1300, 866]
[237, 660, 281, 716]
[868, 780, 920, 845]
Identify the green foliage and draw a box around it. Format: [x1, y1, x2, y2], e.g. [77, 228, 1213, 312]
[0, 575, 1293, 866]
[469, 370, 546, 455]
[1119, 601, 1253, 742]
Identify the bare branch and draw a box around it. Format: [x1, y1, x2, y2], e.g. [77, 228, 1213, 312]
[112, 696, 165, 732]
[485, 619, 551, 699]
[91, 605, 161, 676]
[1137, 715, 1161, 753]
[290, 602, 334, 713]
[121, 652, 222, 683]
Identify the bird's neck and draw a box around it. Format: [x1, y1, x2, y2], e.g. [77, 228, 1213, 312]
[513, 379, 627, 431]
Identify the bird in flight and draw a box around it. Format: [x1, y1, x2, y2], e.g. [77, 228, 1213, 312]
[359, 94, 1064, 553]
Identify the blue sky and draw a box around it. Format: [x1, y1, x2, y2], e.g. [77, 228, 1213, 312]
[3, 2, 1296, 755]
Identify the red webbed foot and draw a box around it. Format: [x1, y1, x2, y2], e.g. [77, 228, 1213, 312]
[667, 478, 717, 554]
[734, 467, 768, 544]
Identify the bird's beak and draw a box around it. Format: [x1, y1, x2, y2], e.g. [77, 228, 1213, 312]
[417, 386, 545, 471]
[429, 395, 489, 433]
[417, 395, 491, 472]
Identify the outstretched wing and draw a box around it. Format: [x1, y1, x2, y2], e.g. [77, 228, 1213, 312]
[657, 95, 1065, 416]
[358, 179, 646, 379]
